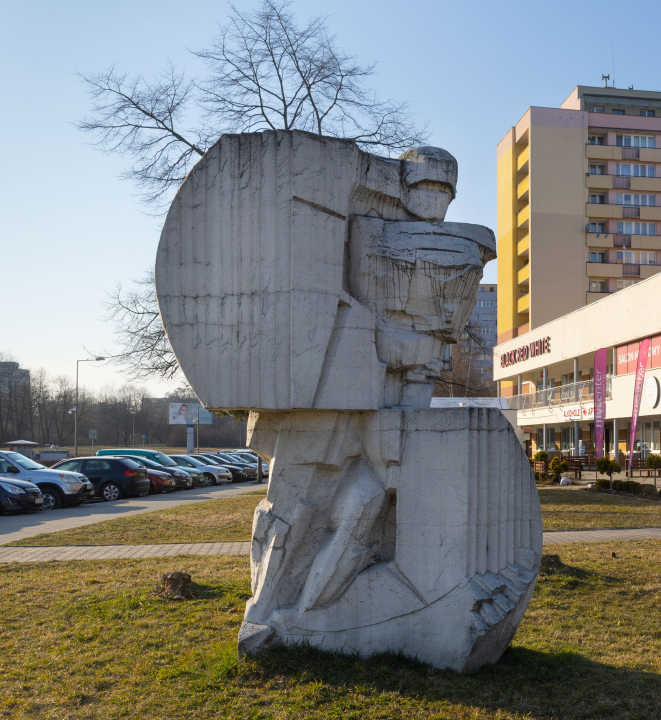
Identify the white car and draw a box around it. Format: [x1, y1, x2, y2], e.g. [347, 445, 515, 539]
[0, 451, 94, 510]
[169, 455, 233, 486]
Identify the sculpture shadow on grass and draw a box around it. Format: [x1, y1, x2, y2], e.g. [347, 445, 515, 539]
[236, 643, 661, 720]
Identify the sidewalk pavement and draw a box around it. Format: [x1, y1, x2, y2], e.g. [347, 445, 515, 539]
[0, 541, 252, 562]
[543, 526, 661, 544]
[1, 527, 660, 563]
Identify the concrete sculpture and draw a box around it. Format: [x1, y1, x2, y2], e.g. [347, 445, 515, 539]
[155, 130, 542, 672]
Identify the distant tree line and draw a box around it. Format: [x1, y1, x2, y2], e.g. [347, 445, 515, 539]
[0, 360, 245, 449]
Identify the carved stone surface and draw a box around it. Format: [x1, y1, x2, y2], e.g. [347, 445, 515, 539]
[155, 130, 542, 672]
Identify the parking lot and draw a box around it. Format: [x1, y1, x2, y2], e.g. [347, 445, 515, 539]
[0, 481, 261, 545]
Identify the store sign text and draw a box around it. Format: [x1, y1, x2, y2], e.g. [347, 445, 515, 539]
[500, 336, 551, 368]
[563, 405, 594, 419]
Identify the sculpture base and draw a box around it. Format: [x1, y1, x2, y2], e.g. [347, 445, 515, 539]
[240, 407, 542, 672]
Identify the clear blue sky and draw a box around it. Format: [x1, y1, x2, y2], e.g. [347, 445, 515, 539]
[3, 0, 659, 393]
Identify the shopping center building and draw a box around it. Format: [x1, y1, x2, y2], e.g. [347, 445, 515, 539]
[493, 273, 661, 462]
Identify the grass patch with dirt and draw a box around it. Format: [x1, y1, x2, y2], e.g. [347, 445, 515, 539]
[540, 488, 661, 531]
[1, 540, 660, 719]
[7, 493, 266, 547]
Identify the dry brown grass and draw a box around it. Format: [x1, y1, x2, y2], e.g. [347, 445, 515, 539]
[8, 494, 266, 547]
[1, 541, 660, 719]
[540, 488, 661, 531]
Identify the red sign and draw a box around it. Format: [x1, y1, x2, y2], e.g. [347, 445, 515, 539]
[616, 335, 661, 374]
[500, 336, 551, 368]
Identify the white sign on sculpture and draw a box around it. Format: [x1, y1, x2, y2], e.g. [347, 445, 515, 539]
[155, 130, 542, 672]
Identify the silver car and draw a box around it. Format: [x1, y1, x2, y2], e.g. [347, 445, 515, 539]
[0, 451, 94, 510]
[169, 455, 233, 486]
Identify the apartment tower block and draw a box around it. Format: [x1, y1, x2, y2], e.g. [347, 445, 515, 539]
[497, 85, 661, 385]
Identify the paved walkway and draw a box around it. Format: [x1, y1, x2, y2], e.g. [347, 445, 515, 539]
[0, 482, 264, 546]
[543, 526, 661, 544]
[0, 541, 251, 562]
[1, 528, 660, 563]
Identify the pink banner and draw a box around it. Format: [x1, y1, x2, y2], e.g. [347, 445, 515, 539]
[593, 348, 608, 459]
[629, 338, 651, 472]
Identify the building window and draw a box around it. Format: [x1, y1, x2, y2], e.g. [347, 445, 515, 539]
[641, 110, 655, 117]
[612, 109, 625, 115]
[616, 279, 637, 290]
[589, 164, 605, 175]
[616, 193, 656, 206]
[616, 221, 656, 235]
[590, 280, 606, 292]
[616, 134, 655, 148]
[590, 252, 605, 263]
[588, 222, 606, 233]
[616, 251, 656, 265]
[590, 107, 605, 113]
[476, 300, 495, 307]
[616, 164, 655, 177]
[588, 135, 605, 145]
[589, 194, 605, 204]
[480, 313, 495, 320]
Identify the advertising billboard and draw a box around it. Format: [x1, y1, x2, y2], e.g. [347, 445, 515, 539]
[168, 402, 213, 425]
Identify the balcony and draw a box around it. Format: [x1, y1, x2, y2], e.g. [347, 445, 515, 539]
[623, 263, 640, 277]
[585, 144, 618, 160]
[587, 291, 612, 303]
[585, 173, 612, 190]
[505, 378, 612, 411]
[517, 234, 529, 257]
[585, 145, 661, 164]
[614, 176, 631, 189]
[585, 202, 620, 219]
[517, 204, 530, 230]
[517, 174, 529, 200]
[586, 262, 626, 278]
[585, 231, 628, 248]
[517, 293, 529, 313]
[517, 145, 529, 173]
[517, 263, 529, 286]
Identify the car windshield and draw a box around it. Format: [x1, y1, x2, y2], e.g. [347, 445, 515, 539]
[179, 456, 204, 467]
[196, 455, 221, 465]
[154, 452, 178, 467]
[5, 453, 45, 470]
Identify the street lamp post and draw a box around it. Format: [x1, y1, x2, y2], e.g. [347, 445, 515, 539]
[131, 411, 136, 446]
[74, 357, 105, 457]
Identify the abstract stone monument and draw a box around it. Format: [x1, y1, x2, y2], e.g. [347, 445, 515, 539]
[155, 130, 542, 672]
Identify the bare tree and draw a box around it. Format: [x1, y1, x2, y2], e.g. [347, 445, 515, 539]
[104, 270, 181, 382]
[79, 1, 428, 382]
[194, 1, 426, 150]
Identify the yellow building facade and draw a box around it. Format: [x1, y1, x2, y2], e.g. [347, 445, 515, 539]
[497, 85, 661, 397]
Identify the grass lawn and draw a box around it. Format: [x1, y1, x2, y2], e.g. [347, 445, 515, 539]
[540, 488, 661, 531]
[7, 493, 266, 547]
[1, 540, 660, 719]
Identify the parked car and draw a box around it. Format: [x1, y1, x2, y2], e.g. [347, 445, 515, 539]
[188, 455, 233, 484]
[213, 452, 258, 479]
[144, 467, 176, 494]
[130, 457, 193, 490]
[197, 453, 248, 483]
[0, 450, 94, 511]
[0, 478, 43, 514]
[169, 455, 232, 486]
[228, 449, 269, 477]
[97, 448, 206, 487]
[53, 456, 150, 501]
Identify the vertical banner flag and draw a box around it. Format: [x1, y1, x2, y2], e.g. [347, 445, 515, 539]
[593, 348, 608, 459]
[629, 338, 651, 473]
